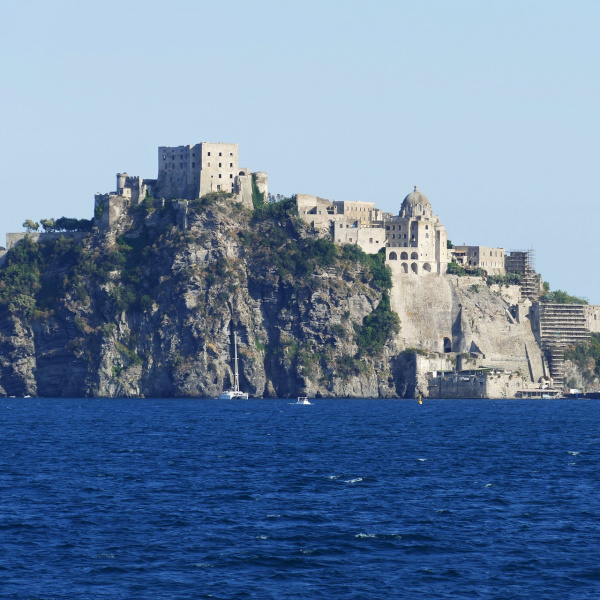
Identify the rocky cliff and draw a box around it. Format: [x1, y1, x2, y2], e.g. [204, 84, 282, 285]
[0, 195, 406, 398]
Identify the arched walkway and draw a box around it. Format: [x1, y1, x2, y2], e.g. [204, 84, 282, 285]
[411, 262, 418, 274]
[443, 337, 452, 353]
[423, 262, 432, 273]
[401, 262, 408, 273]
[400, 251, 408, 260]
[411, 252, 418, 260]
[389, 251, 398, 260]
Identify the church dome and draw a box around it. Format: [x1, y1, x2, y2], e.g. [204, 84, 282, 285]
[400, 185, 433, 218]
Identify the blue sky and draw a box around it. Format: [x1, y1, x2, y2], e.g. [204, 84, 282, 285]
[1, 0, 599, 301]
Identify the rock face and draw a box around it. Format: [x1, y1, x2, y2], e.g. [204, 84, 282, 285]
[0, 196, 406, 398]
[0, 195, 553, 399]
[388, 272, 548, 385]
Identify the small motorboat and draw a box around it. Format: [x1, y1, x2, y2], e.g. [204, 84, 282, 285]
[296, 396, 312, 405]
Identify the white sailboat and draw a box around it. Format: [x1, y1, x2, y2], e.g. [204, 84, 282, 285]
[219, 332, 249, 399]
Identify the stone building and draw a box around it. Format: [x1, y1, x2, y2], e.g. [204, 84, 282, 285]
[154, 142, 267, 205]
[384, 186, 449, 275]
[296, 194, 386, 252]
[296, 186, 449, 271]
[94, 142, 268, 231]
[451, 245, 506, 275]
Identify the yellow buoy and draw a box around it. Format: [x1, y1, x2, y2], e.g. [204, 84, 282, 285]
[418, 393, 423, 404]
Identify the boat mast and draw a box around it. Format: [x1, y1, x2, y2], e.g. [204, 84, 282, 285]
[233, 332, 240, 392]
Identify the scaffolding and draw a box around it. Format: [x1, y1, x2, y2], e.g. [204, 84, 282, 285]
[506, 248, 538, 299]
[537, 303, 590, 388]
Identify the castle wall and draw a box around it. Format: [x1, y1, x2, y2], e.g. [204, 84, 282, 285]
[584, 305, 600, 333]
[427, 369, 523, 398]
[198, 142, 239, 196]
[334, 200, 381, 224]
[334, 222, 386, 253]
[155, 145, 201, 199]
[5, 231, 89, 250]
[253, 172, 268, 202]
[453, 245, 505, 274]
[386, 246, 442, 276]
[297, 194, 338, 230]
[154, 142, 239, 199]
[236, 173, 253, 209]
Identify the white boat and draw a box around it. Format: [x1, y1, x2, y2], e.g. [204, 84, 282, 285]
[219, 332, 249, 400]
[296, 396, 311, 405]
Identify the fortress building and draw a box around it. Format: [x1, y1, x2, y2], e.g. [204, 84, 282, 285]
[153, 142, 267, 203]
[384, 186, 449, 275]
[298, 186, 449, 275]
[93, 142, 268, 230]
[451, 245, 506, 275]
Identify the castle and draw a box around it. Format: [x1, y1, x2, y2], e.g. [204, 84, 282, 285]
[93, 142, 267, 230]
[2, 140, 599, 397]
[297, 187, 504, 277]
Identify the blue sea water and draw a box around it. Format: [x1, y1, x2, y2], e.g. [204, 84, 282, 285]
[1, 398, 600, 599]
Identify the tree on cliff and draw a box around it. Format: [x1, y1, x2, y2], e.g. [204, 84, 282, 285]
[40, 218, 56, 232]
[23, 219, 40, 232]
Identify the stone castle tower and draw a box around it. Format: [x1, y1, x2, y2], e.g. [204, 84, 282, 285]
[384, 186, 449, 275]
[154, 142, 267, 204]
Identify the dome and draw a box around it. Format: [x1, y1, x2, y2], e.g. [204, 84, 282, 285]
[399, 185, 433, 218]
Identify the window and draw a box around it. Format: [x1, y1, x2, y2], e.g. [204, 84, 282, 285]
[230, 174, 233, 178]
[386, 226, 390, 230]
[192, 162, 195, 168]
[180, 163, 183, 168]
[230, 152, 233, 156]
[392, 234, 396, 239]
[219, 152, 222, 156]
[230, 163, 233, 167]
[192, 153, 195, 157]
[219, 174, 222, 178]
[349, 238, 353, 242]
[369, 238, 373, 243]
[208, 162, 210, 167]
[219, 163, 222, 167]
[217, 184, 221, 190]
[208, 152, 211, 156]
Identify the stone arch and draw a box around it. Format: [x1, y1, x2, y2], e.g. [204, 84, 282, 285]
[238, 171, 246, 176]
[443, 337, 452, 353]
[411, 262, 418, 274]
[411, 252, 418, 260]
[389, 251, 398, 260]
[401, 262, 408, 273]
[423, 262, 432, 272]
[400, 251, 408, 260]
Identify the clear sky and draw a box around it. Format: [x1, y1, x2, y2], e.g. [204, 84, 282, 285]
[2, 0, 599, 301]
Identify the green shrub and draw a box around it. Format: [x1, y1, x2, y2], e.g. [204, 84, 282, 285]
[564, 333, 600, 379]
[355, 291, 400, 355]
[340, 245, 392, 290]
[541, 290, 588, 305]
[446, 261, 466, 276]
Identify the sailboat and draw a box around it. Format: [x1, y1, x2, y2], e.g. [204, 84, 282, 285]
[219, 332, 249, 399]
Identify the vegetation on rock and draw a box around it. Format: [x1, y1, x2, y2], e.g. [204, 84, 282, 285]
[0, 194, 402, 398]
[564, 333, 600, 385]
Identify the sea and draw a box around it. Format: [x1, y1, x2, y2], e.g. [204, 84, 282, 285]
[1, 398, 600, 600]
